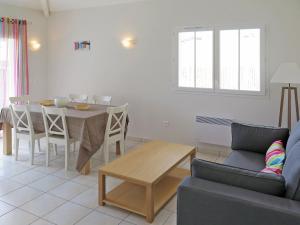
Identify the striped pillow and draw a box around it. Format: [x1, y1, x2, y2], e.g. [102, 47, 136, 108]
[261, 140, 286, 175]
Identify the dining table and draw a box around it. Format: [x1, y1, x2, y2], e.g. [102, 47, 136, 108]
[0, 102, 127, 175]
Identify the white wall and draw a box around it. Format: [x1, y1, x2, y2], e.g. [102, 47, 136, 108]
[0, 3, 48, 100]
[47, 0, 300, 146]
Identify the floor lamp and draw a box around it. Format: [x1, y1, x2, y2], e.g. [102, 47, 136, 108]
[271, 62, 300, 130]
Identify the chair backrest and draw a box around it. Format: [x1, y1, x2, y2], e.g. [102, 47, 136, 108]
[93, 95, 112, 106]
[105, 103, 128, 138]
[41, 106, 69, 138]
[69, 94, 88, 103]
[9, 104, 34, 134]
[9, 95, 30, 104]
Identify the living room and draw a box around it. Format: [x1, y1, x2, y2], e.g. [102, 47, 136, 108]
[0, 0, 300, 224]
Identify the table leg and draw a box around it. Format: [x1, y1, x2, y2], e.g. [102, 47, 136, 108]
[3, 123, 12, 155]
[146, 184, 154, 223]
[80, 160, 91, 175]
[190, 149, 196, 175]
[99, 172, 106, 206]
[116, 141, 121, 156]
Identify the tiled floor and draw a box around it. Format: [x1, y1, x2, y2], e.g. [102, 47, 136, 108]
[0, 138, 227, 225]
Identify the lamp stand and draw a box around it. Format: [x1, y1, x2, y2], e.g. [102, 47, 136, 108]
[278, 84, 300, 130]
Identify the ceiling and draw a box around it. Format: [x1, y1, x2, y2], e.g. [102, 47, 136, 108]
[0, 0, 148, 12]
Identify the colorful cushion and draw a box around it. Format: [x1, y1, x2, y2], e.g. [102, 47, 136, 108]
[261, 140, 286, 175]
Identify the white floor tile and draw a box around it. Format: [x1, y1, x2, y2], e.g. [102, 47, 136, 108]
[28, 175, 66, 192]
[164, 196, 177, 213]
[71, 188, 98, 209]
[71, 173, 98, 188]
[119, 222, 136, 225]
[75, 211, 121, 225]
[11, 170, 46, 185]
[163, 213, 176, 225]
[0, 186, 42, 207]
[96, 205, 130, 220]
[0, 208, 38, 225]
[44, 202, 91, 225]
[21, 194, 65, 217]
[30, 219, 55, 225]
[32, 166, 61, 175]
[0, 180, 24, 197]
[0, 164, 31, 178]
[49, 181, 88, 200]
[125, 209, 171, 225]
[0, 200, 15, 217]
[0, 160, 14, 169]
[53, 169, 79, 180]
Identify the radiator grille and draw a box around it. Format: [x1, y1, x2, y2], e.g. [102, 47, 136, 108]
[196, 116, 234, 127]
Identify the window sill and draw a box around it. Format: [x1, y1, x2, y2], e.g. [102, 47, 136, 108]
[174, 87, 267, 98]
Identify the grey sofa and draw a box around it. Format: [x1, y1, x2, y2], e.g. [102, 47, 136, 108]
[177, 122, 300, 225]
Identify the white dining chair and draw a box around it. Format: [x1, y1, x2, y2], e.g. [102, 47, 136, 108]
[69, 94, 89, 103]
[41, 106, 76, 171]
[93, 95, 112, 106]
[103, 103, 128, 163]
[9, 104, 45, 165]
[9, 95, 30, 105]
[10, 95, 43, 154]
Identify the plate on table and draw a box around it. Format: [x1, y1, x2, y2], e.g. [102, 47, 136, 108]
[74, 103, 90, 111]
[39, 99, 54, 106]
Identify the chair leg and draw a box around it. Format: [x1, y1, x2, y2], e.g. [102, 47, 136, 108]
[104, 141, 110, 163]
[37, 140, 41, 152]
[15, 137, 19, 161]
[46, 141, 50, 167]
[30, 139, 35, 165]
[53, 144, 58, 155]
[65, 143, 70, 171]
[120, 138, 125, 155]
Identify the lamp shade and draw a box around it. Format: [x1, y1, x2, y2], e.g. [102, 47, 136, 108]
[271, 62, 300, 84]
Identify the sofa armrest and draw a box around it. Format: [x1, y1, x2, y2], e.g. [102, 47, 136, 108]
[192, 159, 285, 196]
[177, 177, 300, 225]
[231, 122, 289, 153]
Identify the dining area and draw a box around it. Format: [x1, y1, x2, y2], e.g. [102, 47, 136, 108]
[0, 94, 129, 175]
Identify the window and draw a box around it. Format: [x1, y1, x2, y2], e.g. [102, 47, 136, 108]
[0, 38, 16, 106]
[177, 27, 264, 94]
[178, 30, 213, 89]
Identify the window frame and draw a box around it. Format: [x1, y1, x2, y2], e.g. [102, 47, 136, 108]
[174, 25, 266, 96]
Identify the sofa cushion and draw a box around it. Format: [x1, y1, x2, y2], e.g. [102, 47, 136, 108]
[231, 123, 289, 154]
[286, 121, 300, 154]
[192, 159, 286, 196]
[224, 150, 265, 171]
[283, 141, 300, 200]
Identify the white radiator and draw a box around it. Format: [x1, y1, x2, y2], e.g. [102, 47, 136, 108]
[196, 116, 234, 127]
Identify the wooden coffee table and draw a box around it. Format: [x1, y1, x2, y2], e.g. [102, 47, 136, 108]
[98, 140, 196, 222]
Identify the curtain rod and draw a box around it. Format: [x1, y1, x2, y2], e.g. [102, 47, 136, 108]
[1, 17, 33, 25]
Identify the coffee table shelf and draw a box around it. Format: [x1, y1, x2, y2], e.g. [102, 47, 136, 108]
[104, 168, 190, 216]
[99, 141, 196, 222]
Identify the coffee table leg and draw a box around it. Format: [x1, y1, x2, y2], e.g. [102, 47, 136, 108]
[190, 149, 196, 164]
[146, 184, 154, 223]
[190, 149, 196, 175]
[99, 172, 106, 206]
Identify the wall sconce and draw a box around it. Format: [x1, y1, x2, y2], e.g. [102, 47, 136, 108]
[30, 40, 41, 51]
[121, 37, 136, 49]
